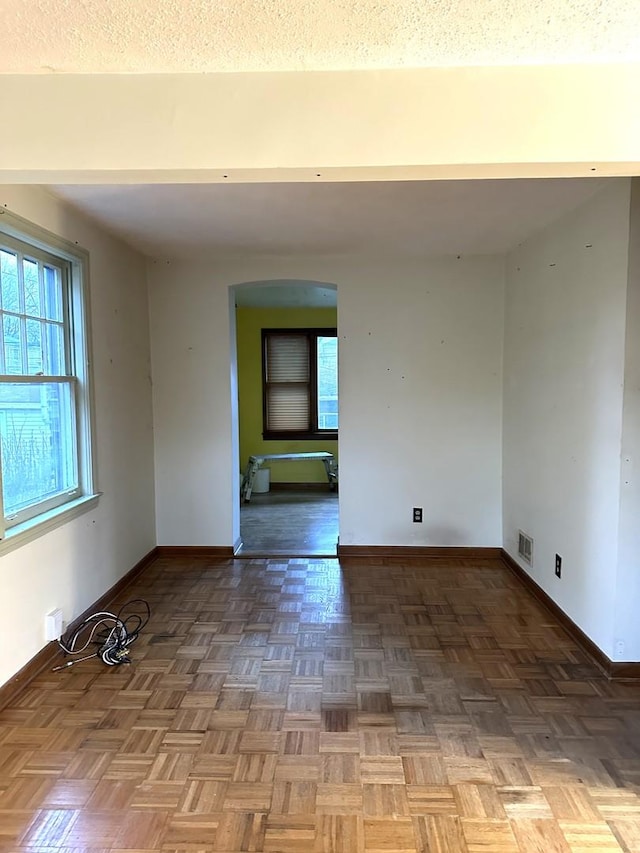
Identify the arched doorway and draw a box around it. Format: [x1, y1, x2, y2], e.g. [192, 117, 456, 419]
[231, 279, 339, 556]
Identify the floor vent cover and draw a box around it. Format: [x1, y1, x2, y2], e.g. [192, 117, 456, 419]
[518, 530, 533, 566]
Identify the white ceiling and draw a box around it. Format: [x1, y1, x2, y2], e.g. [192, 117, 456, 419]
[235, 282, 338, 308]
[1, 0, 639, 73]
[50, 178, 609, 260]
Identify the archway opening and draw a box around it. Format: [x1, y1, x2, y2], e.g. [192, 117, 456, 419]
[231, 279, 339, 556]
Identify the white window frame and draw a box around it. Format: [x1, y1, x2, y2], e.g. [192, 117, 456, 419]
[0, 208, 99, 552]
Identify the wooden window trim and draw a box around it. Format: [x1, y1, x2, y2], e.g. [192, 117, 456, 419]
[262, 327, 338, 441]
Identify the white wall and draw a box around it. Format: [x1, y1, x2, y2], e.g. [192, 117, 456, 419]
[148, 261, 238, 546]
[614, 179, 640, 660]
[148, 254, 504, 549]
[503, 180, 631, 658]
[0, 186, 156, 686]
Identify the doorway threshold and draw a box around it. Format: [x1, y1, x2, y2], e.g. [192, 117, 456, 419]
[234, 547, 338, 559]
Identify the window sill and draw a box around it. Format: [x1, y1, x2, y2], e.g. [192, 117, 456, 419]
[263, 432, 338, 441]
[0, 493, 101, 557]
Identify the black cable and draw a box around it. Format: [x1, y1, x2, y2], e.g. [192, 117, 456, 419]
[53, 599, 151, 671]
[116, 598, 150, 643]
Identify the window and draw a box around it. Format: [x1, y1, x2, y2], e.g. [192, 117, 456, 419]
[0, 211, 95, 541]
[262, 328, 338, 439]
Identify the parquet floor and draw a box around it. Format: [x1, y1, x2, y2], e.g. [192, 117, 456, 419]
[2, 555, 640, 852]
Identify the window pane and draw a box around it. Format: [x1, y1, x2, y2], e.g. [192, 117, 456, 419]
[317, 335, 338, 430]
[3, 314, 23, 374]
[0, 250, 19, 313]
[44, 265, 63, 321]
[26, 319, 44, 374]
[23, 258, 42, 317]
[0, 381, 78, 516]
[45, 322, 65, 375]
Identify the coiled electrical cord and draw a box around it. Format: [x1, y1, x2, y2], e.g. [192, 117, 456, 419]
[53, 598, 150, 671]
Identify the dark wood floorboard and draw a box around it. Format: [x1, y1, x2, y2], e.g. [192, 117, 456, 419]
[239, 490, 338, 556]
[1, 555, 640, 852]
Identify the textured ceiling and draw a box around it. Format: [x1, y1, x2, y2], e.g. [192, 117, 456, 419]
[2, 0, 639, 73]
[49, 178, 609, 260]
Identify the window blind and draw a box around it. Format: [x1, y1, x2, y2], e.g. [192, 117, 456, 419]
[265, 334, 311, 431]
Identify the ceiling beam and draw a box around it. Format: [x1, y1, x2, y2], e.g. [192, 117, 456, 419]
[1, 65, 639, 183]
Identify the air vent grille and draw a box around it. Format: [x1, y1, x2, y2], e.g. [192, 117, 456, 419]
[518, 530, 533, 566]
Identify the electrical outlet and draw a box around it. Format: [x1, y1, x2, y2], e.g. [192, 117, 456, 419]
[412, 507, 423, 523]
[45, 608, 63, 641]
[555, 554, 562, 578]
[615, 639, 625, 659]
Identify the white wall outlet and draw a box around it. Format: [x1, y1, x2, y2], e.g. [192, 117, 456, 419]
[615, 639, 625, 660]
[45, 608, 63, 641]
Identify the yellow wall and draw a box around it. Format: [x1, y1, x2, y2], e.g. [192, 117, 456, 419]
[237, 306, 338, 483]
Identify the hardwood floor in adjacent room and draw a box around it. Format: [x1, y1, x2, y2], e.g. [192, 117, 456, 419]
[1, 554, 640, 852]
[239, 489, 338, 556]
